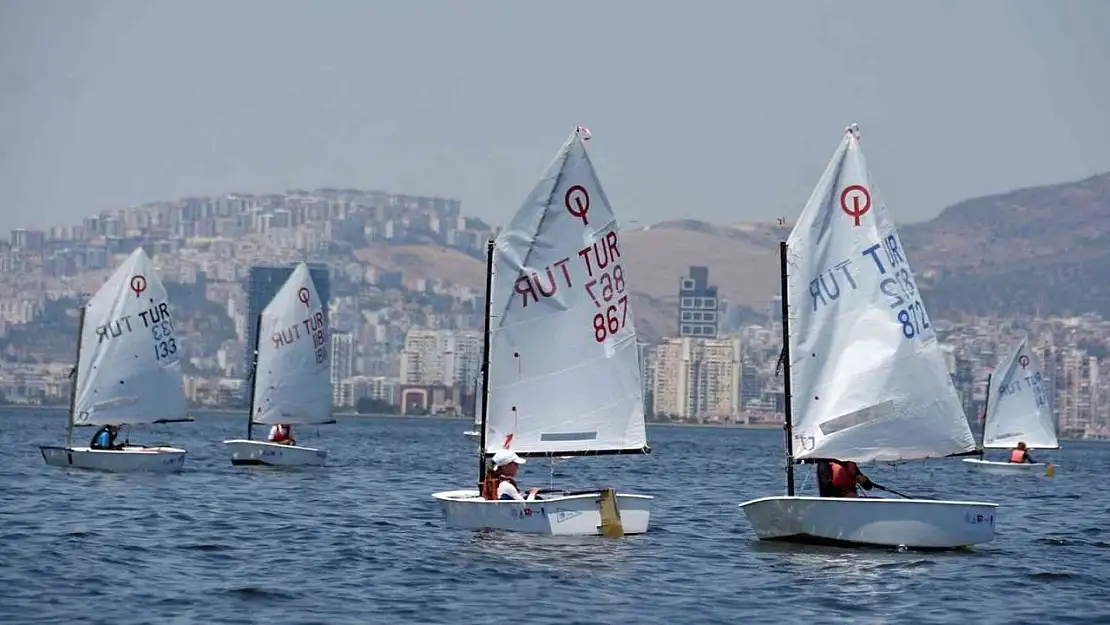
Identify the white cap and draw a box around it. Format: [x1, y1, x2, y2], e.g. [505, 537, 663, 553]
[491, 449, 526, 468]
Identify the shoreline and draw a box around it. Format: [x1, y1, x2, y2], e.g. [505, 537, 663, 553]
[0, 404, 780, 429]
[3, 404, 1106, 441]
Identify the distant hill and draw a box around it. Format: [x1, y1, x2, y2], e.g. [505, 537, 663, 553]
[900, 172, 1110, 319]
[351, 172, 1110, 341]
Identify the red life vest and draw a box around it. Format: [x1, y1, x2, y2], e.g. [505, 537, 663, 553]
[1009, 449, 1026, 463]
[271, 425, 291, 442]
[830, 461, 859, 495]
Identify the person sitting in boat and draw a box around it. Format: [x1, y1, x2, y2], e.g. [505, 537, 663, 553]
[483, 449, 541, 501]
[89, 424, 124, 450]
[816, 459, 874, 498]
[267, 423, 295, 446]
[1008, 441, 1036, 464]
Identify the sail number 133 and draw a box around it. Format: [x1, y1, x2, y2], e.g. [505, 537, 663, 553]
[151, 320, 178, 361]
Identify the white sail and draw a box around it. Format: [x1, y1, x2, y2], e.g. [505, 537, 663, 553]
[983, 338, 1057, 449]
[251, 263, 333, 425]
[74, 248, 187, 426]
[484, 127, 647, 455]
[786, 126, 975, 463]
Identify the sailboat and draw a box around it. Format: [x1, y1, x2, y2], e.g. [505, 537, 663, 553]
[433, 126, 654, 535]
[963, 338, 1058, 475]
[738, 124, 998, 550]
[223, 263, 333, 467]
[40, 248, 190, 472]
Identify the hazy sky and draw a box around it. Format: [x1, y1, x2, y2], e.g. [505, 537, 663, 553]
[3, 1, 1110, 230]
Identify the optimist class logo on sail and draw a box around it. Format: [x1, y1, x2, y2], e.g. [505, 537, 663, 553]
[565, 185, 590, 226]
[130, 275, 148, 298]
[839, 185, 871, 226]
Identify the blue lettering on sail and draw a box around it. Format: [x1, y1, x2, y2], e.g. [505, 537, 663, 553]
[808, 259, 858, 311]
[860, 232, 931, 341]
[860, 234, 905, 275]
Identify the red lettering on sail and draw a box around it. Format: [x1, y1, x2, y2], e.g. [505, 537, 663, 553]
[592, 294, 630, 343]
[513, 257, 574, 308]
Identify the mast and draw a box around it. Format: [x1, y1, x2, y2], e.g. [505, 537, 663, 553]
[476, 237, 496, 490]
[66, 306, 87, 449]
[246, 312, 263, 441]
[779, 241, 796, 496]
[979, 372, 992, 457]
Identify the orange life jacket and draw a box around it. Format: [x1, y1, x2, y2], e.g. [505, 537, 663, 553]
[1009, 449, 1026, 463]
[830, 461, 859, 494]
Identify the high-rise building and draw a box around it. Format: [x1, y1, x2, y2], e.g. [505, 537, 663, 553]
[678, 266, 719, 338]
[330, 331, 355, 406]
[651, 337, 741, 420]
[638, 340, 656, 416]
[242, 263, 331, 393]
[399, 329, 482, 388]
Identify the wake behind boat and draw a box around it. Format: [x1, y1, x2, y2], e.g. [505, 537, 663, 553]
[224, 263, 333, 467]
[433, 126, 654, 536]
[738, 124, 997, 550]
[39, 247, 189, 472]
[963, 338, 1058, 476]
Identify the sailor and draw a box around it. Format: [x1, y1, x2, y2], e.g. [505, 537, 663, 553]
[483, 449, 541, 501]
[817, 459, 874, 497]
[267, 423, 295, 446]
[1008, 441, 1035, 464]
[89, 424, 123, 450]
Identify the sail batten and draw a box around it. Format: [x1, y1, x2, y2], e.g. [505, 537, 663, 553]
[251, 264, 333, 425]
[484, 128, 646, 456]
[982, 338, 1058, 450]
[785, 126, 976, 464]
[73, 248, 187, 426]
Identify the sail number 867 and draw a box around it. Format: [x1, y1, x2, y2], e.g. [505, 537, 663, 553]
[584, 264, 631, 343]
[592, 295, 630, 343]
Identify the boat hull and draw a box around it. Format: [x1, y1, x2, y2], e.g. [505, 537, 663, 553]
[463, 430, 480, 441]
[432, 489, 653, 536]
[962, 458, 1052, 475]
[223, 439, 327, 467]
[40, 445, 186, 472]
[739, 495, 997, 549]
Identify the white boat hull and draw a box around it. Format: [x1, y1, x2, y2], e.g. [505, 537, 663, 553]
[40, 445, 186, 472]
[223, 439, 326, 466]
[463, 430, 480, 441]
[962, 458, 1052, 475]
[432, 489, 653, 536]
[739, 495, 998, 549]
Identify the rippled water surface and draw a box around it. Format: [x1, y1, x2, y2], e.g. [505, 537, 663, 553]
[1, 408, 1108, 624]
